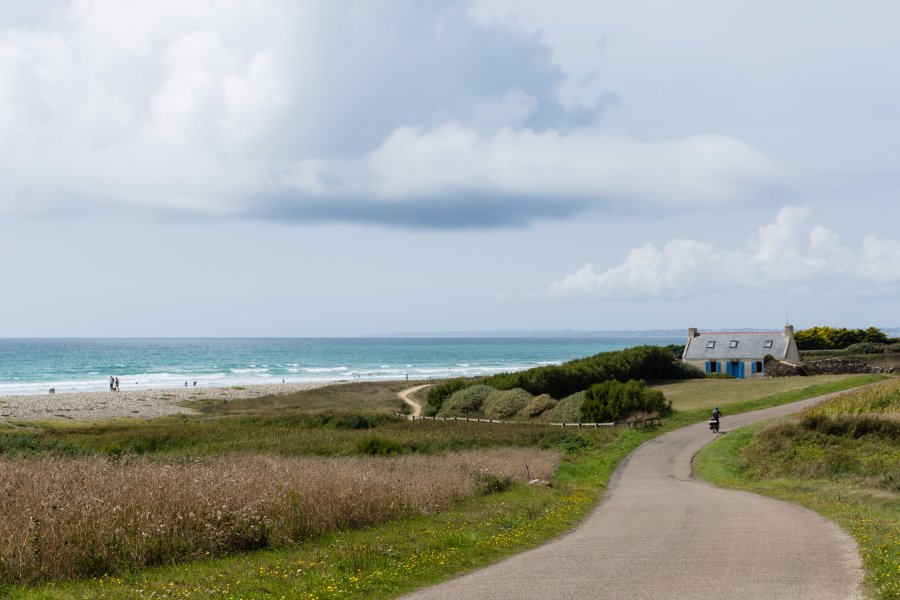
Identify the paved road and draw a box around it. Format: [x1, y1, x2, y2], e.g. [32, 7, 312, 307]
[402, 391, 864, 600]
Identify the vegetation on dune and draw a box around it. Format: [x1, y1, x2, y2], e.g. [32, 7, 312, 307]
[481, 344, 702, 398]
[696, 378, 900, 599]
[426, 345, 702, 413]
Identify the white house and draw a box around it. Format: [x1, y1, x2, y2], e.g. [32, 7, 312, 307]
[682, 325, 802, 378]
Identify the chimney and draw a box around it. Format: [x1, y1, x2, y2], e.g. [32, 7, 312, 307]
[688, 327, 698, 338]
[784, 324, 794, 336]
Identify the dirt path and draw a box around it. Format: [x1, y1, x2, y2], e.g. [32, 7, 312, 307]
[398, 384, 429, 417]
[402, 391, 864, 600]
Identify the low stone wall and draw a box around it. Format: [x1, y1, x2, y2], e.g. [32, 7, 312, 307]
[764, 360, 808, 377]
[806, 357, 875, 375]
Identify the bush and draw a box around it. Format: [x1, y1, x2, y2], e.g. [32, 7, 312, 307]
[437, 385, 496, 417]
[482, 388, 532, 419]
[356, 436, 405, 456]
[520, 394, 556, 418]
[474, 473, 512, 495]
[548, 391, 584, 423]
[580, 380, 671, 423]
[425, 378, 467, 413]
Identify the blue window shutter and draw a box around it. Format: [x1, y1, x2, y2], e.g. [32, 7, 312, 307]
[706, 361, 710, 374]
[751, 361, 757, 374]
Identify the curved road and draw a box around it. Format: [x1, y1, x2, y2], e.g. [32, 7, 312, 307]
[403, 391, 864, 600]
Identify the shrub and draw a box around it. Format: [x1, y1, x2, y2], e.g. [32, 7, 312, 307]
[548, 391, 584, 423]
[580, 380, 671, 423]
[425, 378, 467, 413]
[520, 394, 556, 418]
[437, 385, 496, 417]
[473, 473, 512, 495]
[356, 436, 405, 456]
[482, 388, 532, 419]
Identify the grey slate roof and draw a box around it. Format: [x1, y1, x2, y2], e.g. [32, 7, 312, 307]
[682, 331, 789, 361]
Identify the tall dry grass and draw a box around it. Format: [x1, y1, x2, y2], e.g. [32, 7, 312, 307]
[0, 448, 558, 584]
[802, 378, 900, 417]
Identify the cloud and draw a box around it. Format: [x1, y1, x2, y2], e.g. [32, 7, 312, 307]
[546, 207, 900, 299]
[0, 0, 783, 228]
[279, 124, 776, 225]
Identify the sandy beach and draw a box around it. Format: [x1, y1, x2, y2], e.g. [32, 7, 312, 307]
[0, 382, 330, 423]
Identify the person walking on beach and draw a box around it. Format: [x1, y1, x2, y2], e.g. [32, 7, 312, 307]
[114, 377, 120, 391]
[110, 376, 115, 391]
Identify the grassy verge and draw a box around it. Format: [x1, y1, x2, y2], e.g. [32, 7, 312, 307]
[695, 381, 899, 600]
[3, 375, 884, 598]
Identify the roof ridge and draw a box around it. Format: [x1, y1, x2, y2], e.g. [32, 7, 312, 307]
[699, 331, 783, 335]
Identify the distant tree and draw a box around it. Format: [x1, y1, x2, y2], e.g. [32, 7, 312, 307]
[795, 326, 889, 350]
[863, 327, 889, 344]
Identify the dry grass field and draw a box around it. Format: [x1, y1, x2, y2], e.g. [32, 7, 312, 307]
[0, 448, 558, 585]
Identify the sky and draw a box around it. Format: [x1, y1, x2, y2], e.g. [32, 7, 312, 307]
[1, 0, 898, 337]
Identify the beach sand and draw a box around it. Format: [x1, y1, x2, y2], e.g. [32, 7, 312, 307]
[0, 382, 330, 423]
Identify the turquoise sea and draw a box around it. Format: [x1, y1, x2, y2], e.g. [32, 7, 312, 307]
[0, 337, 683, 395]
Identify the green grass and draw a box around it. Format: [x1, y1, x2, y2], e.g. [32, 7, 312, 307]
[651, 374, 879, 411]
[1, 375, 886, 598]
[191, 381, 424, 417]
[0, 417, 619, 458]
[695, 392, 900, 599]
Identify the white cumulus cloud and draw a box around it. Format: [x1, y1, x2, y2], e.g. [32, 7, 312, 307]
[546, 207, 900, 299]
